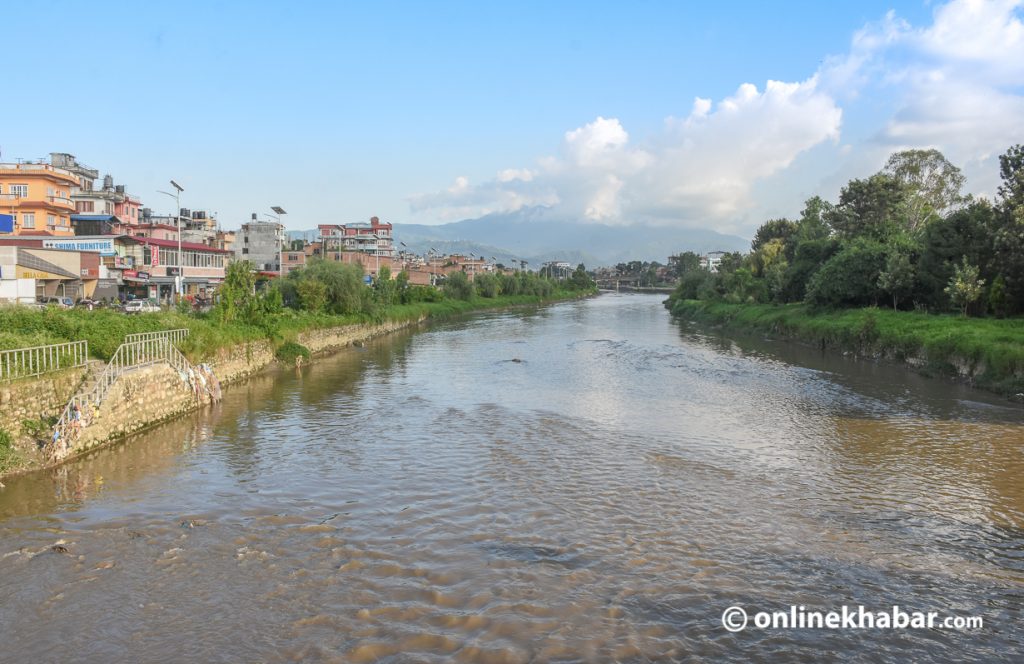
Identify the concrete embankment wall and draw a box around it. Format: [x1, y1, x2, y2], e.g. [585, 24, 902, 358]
[2, 316, 427, 477]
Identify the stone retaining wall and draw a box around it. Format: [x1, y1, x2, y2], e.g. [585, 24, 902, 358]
[0, 368, 87, 440]
[68, 363, 204, 454]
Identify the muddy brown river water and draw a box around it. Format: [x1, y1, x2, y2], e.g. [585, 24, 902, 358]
[1, 293, 1022, 662]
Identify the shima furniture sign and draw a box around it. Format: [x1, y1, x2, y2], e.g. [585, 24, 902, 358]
[42, 238, 116, 256]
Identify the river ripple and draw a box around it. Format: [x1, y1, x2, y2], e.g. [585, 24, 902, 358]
[1, 293, 1022, 662]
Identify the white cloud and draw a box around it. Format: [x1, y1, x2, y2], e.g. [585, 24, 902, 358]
[496, 168, 534, 183]
[408, 81, 840, 227]
[407, 0, 1024, 231]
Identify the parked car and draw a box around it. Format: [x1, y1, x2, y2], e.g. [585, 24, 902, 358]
[76, 298, 102, 310]
[38, 296, 74, 309]
[123, 299, 161, 314]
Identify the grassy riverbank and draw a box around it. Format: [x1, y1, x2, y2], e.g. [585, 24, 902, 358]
[669, 299, 1024, 398]
[0, 291, 589, 363]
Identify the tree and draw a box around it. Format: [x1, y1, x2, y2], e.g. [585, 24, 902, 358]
[826, 174, 907, 240]
[474, 272, 500, 298]
[795, 196, 834, 243]
[668, 251, 701, 278]
[998, 144, 1024, 210]
[443, 271, 473, 300]
[915, 201, 995, 310]
[780, 237, 840, 303]
[216, 260, 259, 324]
[806, 239, 888, 308]
[989, 274, 1009, 318]
[945, 258, 985, 316]
[296, 278, 327, 312]
[882, 149, 966, 231]
[301, 259, 367, 315]
[877, 249, 915, 311]
[395, 269, 411, 304]
[374, 265, 396, 305]
[751, 218, 798, 253]
[569, 264, 595, 291]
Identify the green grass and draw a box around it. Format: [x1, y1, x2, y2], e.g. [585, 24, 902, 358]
[0, 290, 590, 364]
[0, 428, 18, 475]
[670, 300, 1024, 397]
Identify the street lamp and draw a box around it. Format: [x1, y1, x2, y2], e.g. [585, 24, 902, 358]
[271, 206, 287, 276]
[158, 178, 184, 299]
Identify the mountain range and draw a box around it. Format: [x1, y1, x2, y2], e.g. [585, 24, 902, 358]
[391, 208, 749, 267]
[289, 207, 750, 267]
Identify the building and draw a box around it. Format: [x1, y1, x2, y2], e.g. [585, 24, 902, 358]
[318, 216, 395, 260]
[0, 160, 78, 236]
[50, 153, 144, 228]
[701, 251, 727, 273]
[132, 236, 229, 301]
[281, 250, 306, 276]
[235, 214, 284, 273]
[0, 242, 102, 302]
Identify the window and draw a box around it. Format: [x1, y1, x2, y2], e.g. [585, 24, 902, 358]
[47, 187, 54, 197]
[47, 214, 56, 227]
[242, 248, 249, 254]
[10, 184, 28, 197]
[77, 201, 95, 212]
[21, 213, 35, 229]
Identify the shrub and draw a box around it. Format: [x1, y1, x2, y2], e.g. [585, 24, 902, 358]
[275, 341, 311, 364]
[443, 271, 474, 301]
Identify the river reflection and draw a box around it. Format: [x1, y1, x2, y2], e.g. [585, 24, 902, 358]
[0, 294, 1022, 662]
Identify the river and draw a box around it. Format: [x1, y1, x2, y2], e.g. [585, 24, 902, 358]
[1, 293, 1022, 662]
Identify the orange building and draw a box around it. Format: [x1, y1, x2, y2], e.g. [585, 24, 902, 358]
[0, 161, 78, 236]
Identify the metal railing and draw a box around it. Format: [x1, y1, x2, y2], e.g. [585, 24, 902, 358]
[123, 328, 190, 345]
[0, 340, 89, 382]
[54, 337, 194, 439]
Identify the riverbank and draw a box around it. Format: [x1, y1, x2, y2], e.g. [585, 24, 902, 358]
[0, 291, 592, 479]
[668, 299, 1024, 399]
[0, 292, 591, 362]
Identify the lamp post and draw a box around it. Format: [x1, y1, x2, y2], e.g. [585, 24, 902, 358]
[158, 178, 184, 300]
[270, 206, 287, 276]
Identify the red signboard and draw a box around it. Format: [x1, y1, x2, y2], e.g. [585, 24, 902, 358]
[151, 245, 160, 267]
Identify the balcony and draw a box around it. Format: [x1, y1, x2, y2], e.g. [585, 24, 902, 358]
[47, 195, 74, 207]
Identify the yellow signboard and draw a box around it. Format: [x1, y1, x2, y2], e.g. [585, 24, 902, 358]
[16, 267, 67, 280]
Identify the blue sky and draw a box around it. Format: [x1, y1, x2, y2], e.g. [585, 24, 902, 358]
[4, 1, 1021, 235]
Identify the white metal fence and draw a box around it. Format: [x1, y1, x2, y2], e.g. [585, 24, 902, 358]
[54, 337, 194, 440]
[0, 340, 89, 382]
[123, 328, 190, 345]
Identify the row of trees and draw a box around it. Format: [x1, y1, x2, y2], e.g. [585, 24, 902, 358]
[211, 259, 595, 325]
[669, 146, 1024, 317]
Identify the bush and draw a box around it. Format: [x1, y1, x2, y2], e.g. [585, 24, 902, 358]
[275, 341, 311, 364]
[474, 273, 500, 298]
[443, 271, 474, 301]
[806, 239, 888, 308]
[0, 428, 15, 473]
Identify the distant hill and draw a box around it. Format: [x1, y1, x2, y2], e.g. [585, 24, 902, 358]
[287, 208, 749, 267]
[392, 207, 748, 266]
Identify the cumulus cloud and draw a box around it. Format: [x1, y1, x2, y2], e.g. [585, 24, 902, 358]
[408, 0, 1024, 230]
[408, 83, 840, 227]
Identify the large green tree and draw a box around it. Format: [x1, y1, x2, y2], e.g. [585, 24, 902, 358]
[882, 149, 966, 232]
[826, 174, 907, 240]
